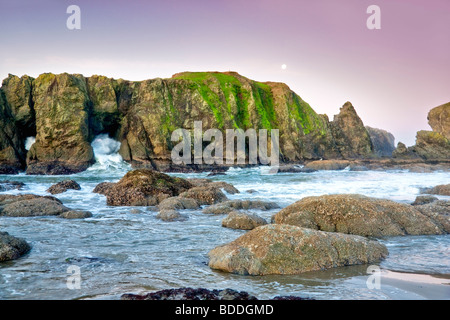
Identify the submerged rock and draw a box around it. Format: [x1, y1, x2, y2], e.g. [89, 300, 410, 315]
[203, 200, 280, 215]
[208, 224, 388, 275]
[60, 210, 93, 219]
[421, 184, 450, 196]
[0, 232, 31, 262]
[0, 180, 25, 192]
[121, 288, 258, 300]
[222, 211, 267, 230]
[158, 197, 200, 211]
[272, 194, 446, 237]
[47, 180, 81, 195]
[156, 209, 187, 222]
[101, 169, 193, 206]
[277, 165, 316, 173]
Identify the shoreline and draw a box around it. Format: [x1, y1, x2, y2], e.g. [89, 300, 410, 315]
[375, 270, 450, 300]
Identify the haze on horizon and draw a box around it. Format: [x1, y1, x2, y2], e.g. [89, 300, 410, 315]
[1, 0, 449, 146]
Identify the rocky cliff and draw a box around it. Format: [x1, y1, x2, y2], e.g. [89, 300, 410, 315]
[0, 71, 391, 174]
[393, 102, 450, 160]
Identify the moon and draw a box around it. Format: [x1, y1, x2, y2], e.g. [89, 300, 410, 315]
[281, 64, 287, 70]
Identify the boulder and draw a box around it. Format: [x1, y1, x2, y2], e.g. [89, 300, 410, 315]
[392, 142, 413, 159]
[272, 194, 445, 237]
[47, 180, 81, 195]
[203, 200, 280, 215]
[0, 232, 31, 262]
[222, 211, 267, 230]
[102, 169, 193, 206]
[421, 184, 450, 196]
[208, 224, 388, 275]
[0, 195, 70, 217]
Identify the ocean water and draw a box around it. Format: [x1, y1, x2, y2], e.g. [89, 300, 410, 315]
[0, 136, 449, 300]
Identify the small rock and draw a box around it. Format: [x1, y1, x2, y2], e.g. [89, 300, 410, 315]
[60, 210, 93, 219]
[47, 180, 81, 195]
[179, 186, 228, 205]
[129, 209, 143, 214]
[222, 211, 267, 230]
[158, 197, 200, 211]
[156, 209, 187, 222]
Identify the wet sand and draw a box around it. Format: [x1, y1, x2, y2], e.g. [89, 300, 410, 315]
[378, 270, 450, 300]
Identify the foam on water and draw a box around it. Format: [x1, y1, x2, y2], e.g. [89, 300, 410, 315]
[1, 163, 449, 300]
[24, 137, 35, 151]
[88, 134, 131, 174]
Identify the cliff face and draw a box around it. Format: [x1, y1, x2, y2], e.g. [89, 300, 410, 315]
[0, 71, 386, 174]
[366, 126, 395, 157]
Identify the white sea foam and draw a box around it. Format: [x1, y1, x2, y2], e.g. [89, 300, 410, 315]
[88, 134, 131, 172]
[24, 136, 35, 150]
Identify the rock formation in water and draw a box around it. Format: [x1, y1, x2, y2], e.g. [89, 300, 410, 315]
[365, 126, 395, 157]
[4, 71, 442, 175]
[393, 102, 450, 160]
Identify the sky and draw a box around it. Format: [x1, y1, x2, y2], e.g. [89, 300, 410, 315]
[1, 0, 449, 146]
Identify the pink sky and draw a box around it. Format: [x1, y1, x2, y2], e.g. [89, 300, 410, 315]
[1, 0, 449, 145]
